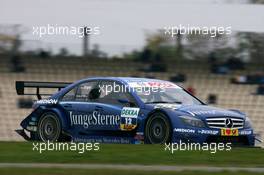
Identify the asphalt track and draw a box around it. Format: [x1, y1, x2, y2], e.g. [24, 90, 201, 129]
[0, 163, 264, 173]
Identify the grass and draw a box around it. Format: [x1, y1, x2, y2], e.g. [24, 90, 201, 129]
[0, 141, 263, 167]
[0, 168, 264, 175]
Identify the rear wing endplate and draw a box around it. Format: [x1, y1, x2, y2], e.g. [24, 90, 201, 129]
[16, 81, 72, 100]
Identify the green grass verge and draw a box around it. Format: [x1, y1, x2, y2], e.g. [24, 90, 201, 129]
[0, 142, 263, 167]
[0, 168, 264, 175]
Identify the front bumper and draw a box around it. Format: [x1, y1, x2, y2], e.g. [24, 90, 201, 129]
[172, 127, 255, 146]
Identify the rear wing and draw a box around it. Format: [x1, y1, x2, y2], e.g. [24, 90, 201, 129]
[16, 81, 72, 100]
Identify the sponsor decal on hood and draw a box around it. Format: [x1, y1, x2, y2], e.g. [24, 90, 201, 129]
[154, 103, 181, 110]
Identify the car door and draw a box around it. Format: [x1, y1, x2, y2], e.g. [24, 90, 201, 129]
[60, 80, 99, 132]
[91, 80, 140, 132]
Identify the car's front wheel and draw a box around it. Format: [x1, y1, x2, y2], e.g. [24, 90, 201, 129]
[145, 112, 171, 144]
[37, 112, 61, 142]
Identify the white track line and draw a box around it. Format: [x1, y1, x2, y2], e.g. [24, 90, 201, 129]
[0, 163, 264, 173]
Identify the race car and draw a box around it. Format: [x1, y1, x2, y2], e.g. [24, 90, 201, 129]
[16, 77, 256, 145]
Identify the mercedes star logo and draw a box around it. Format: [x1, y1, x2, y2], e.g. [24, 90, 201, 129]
[225, 118, 233, 128]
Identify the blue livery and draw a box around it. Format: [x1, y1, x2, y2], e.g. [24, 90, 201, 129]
[16, 77, 256, 146]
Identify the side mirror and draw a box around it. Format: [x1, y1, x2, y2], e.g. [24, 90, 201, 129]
[118, 98, 130, 104]
[118, 98, 136, 107]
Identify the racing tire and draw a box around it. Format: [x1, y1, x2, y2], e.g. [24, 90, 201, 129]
[37, 112, 62, 142]
[145, 112, 172, 144]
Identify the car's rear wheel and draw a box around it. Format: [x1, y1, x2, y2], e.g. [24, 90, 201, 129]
[145, 112, 171, 144]
[37, 112, 61, 142]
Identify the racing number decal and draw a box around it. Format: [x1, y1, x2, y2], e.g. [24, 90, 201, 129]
[120, 107, 140, 131]
[125, 117, 132, 125]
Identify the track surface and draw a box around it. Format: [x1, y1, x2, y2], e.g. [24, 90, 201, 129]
[0, 163, 264, 173]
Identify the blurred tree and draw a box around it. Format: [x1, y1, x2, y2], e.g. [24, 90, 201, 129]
[144, 31, 177, 60]
[185, 32, 229, 60]
[0, 34, 16, 53]
[91, 44, 100, 58]
[58, 47, 69, 57]
[142, 30, 231, 61]
[236, 32, 264, 63]
[91, 44, 107, 58]
[145, 32, 166, 51]
[130, 29, 264, 64]
[248, 33, 264, 64]
[251, 0, 264, 4]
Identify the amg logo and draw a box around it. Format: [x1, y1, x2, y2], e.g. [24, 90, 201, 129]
[69, 111, 120, 128]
